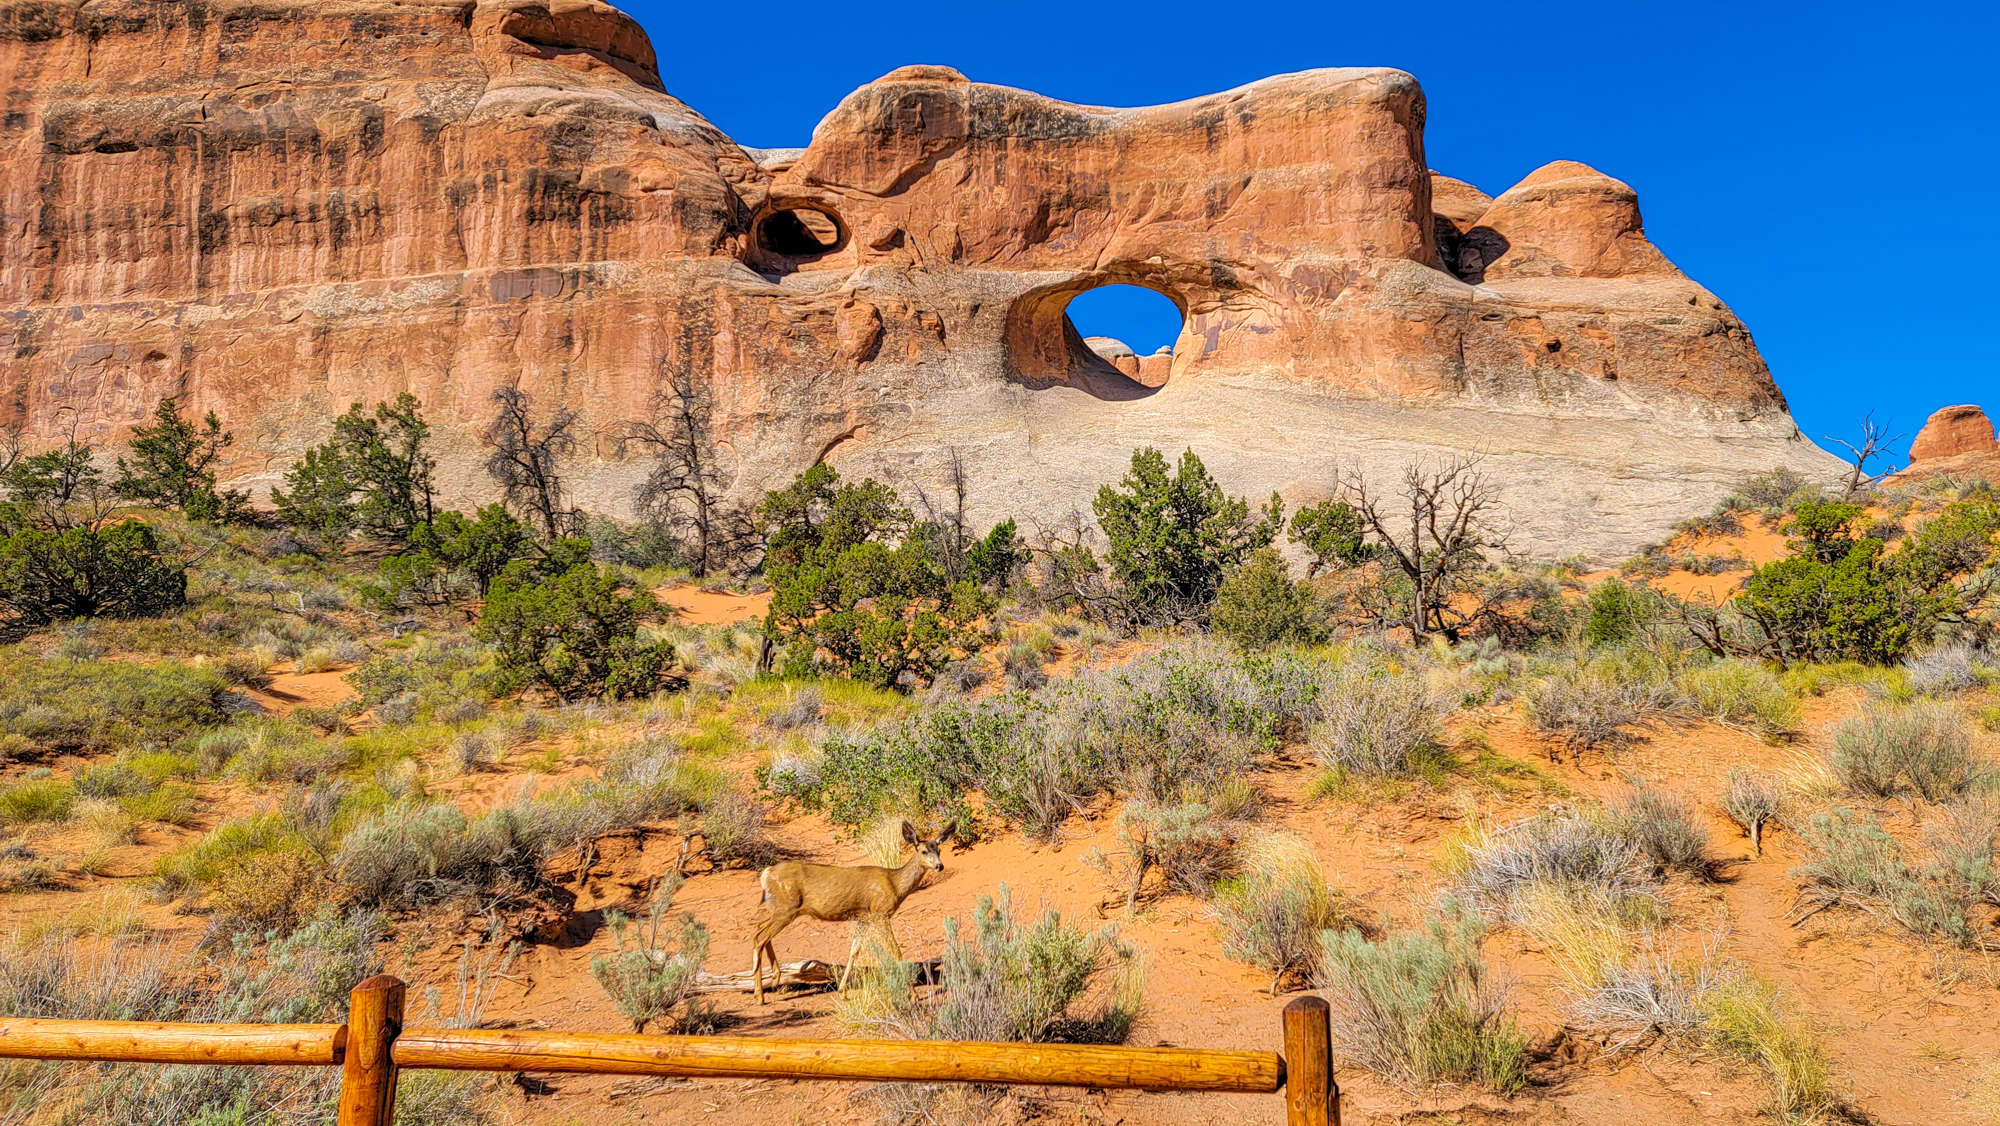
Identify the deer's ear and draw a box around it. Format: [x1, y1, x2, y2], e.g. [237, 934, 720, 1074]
[934, 821, 956, 845]
[901, 820, 919, 844]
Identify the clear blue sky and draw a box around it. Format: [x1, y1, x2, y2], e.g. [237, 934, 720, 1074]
[629, 0, 1997, 465]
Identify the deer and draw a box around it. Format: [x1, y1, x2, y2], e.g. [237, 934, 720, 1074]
[748, 820, 955, 1004]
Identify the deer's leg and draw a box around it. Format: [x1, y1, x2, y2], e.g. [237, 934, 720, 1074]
[751, 912, 793, 1005]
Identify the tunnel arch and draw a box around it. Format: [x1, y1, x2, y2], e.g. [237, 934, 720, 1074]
[1004, 275, 1193, 400]
[747, 200, 848, 271]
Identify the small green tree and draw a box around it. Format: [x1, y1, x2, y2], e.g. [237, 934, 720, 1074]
[334, 393, 437, 543]
[1213, 548, 1325, 649]
[383, 504, 534, 603]
[760, 463, 991, 689]
[270, 443, 359, 551]
[0, 521, 187, 624]
[0, 429, 187, 625]
[1288, 499, 1371, 579]
[1689, 497, 2000, 665]
[111, 398, 250, 523]
[477, 546, 677, 700]
[1092, 447, 1282, 625]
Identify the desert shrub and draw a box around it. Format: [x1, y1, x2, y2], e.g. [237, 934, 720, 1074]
[1678, 659, 1800, 738]
[0, 779, 74, 826]
[589, 874, 710, 1032]
[1447, 808, 1656, 920]
[221, 717, 350, 783]
[123, 781, 200, 826]
[335, 754, 711, 909]
[208, 841, 328, 933]
[805, 641, 1296, 839]
[1721, 768, 1786, 855]
[1212, 834, 1342, 994]
[1828, 699, 1989, 801]
[1701, 972, 1839, 1124]
[701, 788, 775, 868]
[1523, 651, 1684, 756]
[153, 812, 313, 901]
[1727, 466, 1821, 516]
[0, 653, 230, 751]
[1001, 640, 1047, 690]
[760, 463, 993, 688]
[1307, 662, 1445, 779]
[1213, 547, 1325, 649]
[1316, 911, 1527, 1093]
[763, 684, 824, 730]
[1084, 799, 1240, 910]
[1902, 641, 1995, 696]
[1792, 805, 1999, 948]
[346, 636, 506, 721]
[478, 548, 679, 700]
[1584, 578, 1653, 646]
[1617, 787, 1714, 878]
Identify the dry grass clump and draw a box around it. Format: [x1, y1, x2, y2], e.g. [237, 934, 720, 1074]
[1307, 662, 1448, 781]
[1567, 943, 1719, 1055]
[700, 788, 776, 868]
[1901, 641, 1996, 697]
[1212, 833, 1343, 995]
[1828, 699, 1989, 801]
[1702, 972, 1842, 1125]
[1619, 786, 1716, 878]
[1444, 807, 1656, 921]
[589, 875, 710, 1033]
[1316, 911, 1527, 1094]
[1679, 660, 1800, 739]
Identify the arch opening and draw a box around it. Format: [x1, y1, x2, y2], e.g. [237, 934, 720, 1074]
[1003, 277, 1189, 401]
[1063, 284, 1184, 388]
[756, 206, 845, 259]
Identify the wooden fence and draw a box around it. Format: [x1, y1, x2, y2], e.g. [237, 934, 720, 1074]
[0, 975, 1339, 1125]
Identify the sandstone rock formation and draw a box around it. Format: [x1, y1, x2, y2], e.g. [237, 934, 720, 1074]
[0, 0, 1842, 561]
[1900, 404, 2000, 482]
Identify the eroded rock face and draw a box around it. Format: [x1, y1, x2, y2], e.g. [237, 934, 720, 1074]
[0, 3, 1840, 561]
[1909, 405, 1997, 462]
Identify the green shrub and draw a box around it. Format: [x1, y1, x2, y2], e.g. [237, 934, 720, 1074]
[0, 653, 229, 751]
[1717, 498, 2000, 666]
[1288, 499, 1371, 578]
[1317, 911, 1527, 1093]
[0, 521, 188, 625]
[1213, 548, 1325, 649]
[589, 875, 710, 1032]
[759, 463, 993, 688]
[478, 548, 678, 700]
[1523, 651, 1684, 755]
[1091, 447, 1282, 625]
[1829, 699, 1988, 801]
[153, 812, 312, 900]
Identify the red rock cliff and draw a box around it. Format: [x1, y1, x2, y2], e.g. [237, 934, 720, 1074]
[0, 1, 1840, 559]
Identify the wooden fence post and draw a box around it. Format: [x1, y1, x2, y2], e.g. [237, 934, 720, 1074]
[337, 975, 406, 1126]
[1282, 996, 1337, 1126]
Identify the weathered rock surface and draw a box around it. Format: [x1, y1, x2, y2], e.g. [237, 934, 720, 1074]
[0, 0, 1841, 561]
[1909, 405, 1997, 462]
[1899, 404, 2000, 482]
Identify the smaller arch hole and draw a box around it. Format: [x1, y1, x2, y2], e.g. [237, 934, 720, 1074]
[759, 208, 843, 258]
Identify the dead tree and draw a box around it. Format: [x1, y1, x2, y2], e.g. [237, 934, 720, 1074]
[914, 448, 975, 585]
[618, 359, 758, 577]
[1823, 413, 1902, 501]
[484, 386, 579, 542]
[1342, 456, 1501, 641]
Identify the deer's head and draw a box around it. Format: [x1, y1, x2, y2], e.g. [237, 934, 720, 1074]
[901, 820, 956, 873]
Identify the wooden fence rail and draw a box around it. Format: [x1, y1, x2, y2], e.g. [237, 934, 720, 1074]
[0, 975, 1339, 1126]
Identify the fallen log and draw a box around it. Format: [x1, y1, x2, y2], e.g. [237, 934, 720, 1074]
[688, 958, 943, 994]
